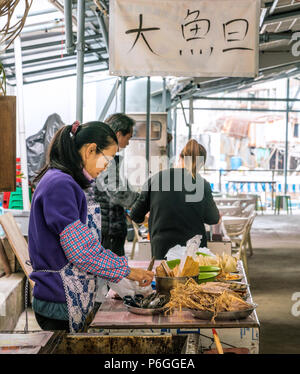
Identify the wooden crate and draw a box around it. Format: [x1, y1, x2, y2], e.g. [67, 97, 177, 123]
[0, 96, 16, 192]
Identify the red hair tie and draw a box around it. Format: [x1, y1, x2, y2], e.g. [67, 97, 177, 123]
[71, 121, 80, 135]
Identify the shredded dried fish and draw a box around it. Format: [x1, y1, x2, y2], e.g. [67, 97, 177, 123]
[164, 278, 251, 322]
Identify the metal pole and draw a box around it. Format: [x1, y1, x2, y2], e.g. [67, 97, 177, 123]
[284, 78, 290, 195]
[76, 0, 85, 122]
[121, 76, 126, 113]
[173, 107, 177, 157]
[14, 36, 31, 211]
[162, 77, 167, 111]
[64, 0, 75, 55]
[98, 78, 120, 121]
[95, 10, 109, 54]
[146, 77, 151, 179]
[189, 98, 193, 140]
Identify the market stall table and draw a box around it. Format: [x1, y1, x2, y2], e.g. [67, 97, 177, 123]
[88, 261, 260, 353]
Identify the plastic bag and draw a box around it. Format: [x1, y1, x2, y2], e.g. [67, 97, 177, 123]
[95, 278, 109, 303]
[107, 278, 153, 298]
[178, 235, 202, 274]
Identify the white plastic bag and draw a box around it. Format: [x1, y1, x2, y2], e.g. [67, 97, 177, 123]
[107, 278, 153, 298]
[95, 278, 109, 303]
[178, 235, 202, 274]
[165, 244, 186, 261]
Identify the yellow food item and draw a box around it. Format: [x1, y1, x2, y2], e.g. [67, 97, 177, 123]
[180, 256, 199, 277]
[195, 253, 238, 273]
[216, 273, 240, 281]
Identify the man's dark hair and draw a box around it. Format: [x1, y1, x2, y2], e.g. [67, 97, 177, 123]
[105, 113, 135, 136]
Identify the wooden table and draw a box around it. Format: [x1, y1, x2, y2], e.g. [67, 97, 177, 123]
[89, 261, 259, 331]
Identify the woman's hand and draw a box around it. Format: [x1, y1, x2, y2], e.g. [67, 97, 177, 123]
[126, 267, 154, 287]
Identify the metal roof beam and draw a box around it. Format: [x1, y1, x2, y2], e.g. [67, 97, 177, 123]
[6, 59, 107, 79]
[3, 33, 103, 56]
[7, 67, 108, 86]
[264, 9, 300, 25]
[2, 48, 106, 68]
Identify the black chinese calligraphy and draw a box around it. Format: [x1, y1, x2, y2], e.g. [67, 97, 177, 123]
[125, 14, 160, 54]
[223, 19, 253, 52]
[181, 9, 210, 41]
[180, 9, 213, 57]
[179, 47, 213, 56]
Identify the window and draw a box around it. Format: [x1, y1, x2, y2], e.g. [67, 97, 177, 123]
[132, 121, 162, 140]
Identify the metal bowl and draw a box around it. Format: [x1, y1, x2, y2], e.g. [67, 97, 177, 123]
[155, 275, 198, 295]
[125, 304, 167, 315]
[190, 303, 258, 321]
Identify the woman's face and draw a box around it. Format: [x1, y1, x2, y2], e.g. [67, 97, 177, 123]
[80, 142, 118, 179]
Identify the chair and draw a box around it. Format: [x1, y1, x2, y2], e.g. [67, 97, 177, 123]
[130, 221, 141, 260]
[238, 193, 263, 214]
[241, 204, 255, 217]
[223, 213, 257, 278]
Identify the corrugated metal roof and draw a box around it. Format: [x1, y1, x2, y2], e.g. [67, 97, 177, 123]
[1, 0, 300, 99]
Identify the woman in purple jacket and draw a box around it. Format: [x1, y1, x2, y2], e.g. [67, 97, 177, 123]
[28, 121, 153, 333]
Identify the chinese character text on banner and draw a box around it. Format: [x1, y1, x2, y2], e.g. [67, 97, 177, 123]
[109, 0, 260, 77]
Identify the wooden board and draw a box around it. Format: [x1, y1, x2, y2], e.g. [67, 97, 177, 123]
[0, 239, 12, 276]
[0, 96, 16, 192]
[0, 213, 34, 287]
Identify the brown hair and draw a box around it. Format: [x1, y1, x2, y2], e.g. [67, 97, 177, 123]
[180, 139, 207, 178]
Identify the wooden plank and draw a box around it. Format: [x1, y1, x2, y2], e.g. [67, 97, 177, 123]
[0, 238, 12, 276]
[1, 237, 16, 273]
[0, 96, 16, 192]
[0, 213, 34, 287]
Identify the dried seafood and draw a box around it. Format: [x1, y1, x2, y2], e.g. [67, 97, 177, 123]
[164, 278, 251, 322]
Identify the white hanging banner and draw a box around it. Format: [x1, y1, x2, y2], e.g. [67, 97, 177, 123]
[109, 0, 260, 77]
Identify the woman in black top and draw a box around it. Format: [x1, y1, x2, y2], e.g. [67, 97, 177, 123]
[130, 139, 220, 259]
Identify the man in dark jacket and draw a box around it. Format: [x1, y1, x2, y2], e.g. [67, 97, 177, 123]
[94, 113, 139, 256]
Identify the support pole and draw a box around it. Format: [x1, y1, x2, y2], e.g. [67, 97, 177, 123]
[121, 76, 126, 113]
[95, 10, 109, 53]
[98, 78, 120, 121]
[162, 77, 167, 111]
[76, 0, 85, 122]
[146, 77, 151, 179]
[189, 98, 193, 140]
[14, 36, 30, 211]
[284, 78, 290, 195]
[173, 107, 177, 157]
[64, 0, 75, 55]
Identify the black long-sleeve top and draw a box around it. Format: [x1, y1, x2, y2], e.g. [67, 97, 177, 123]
[130, 167, 220, 259]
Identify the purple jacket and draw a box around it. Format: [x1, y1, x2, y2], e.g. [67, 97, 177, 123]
[28, 168, 87, 303]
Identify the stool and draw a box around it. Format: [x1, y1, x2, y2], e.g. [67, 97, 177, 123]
[274, 195, 292, 215]
[255, 195, 263, 214]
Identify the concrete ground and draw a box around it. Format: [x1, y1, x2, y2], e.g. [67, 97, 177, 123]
[248, 212, 300, 354]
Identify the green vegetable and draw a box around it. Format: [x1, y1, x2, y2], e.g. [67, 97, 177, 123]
[199, 266, 221, 273]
